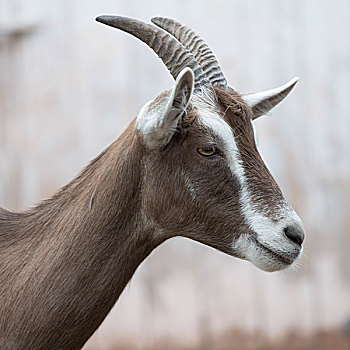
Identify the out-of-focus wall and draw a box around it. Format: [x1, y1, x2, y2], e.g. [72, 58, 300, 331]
[1, 0, 350, 349]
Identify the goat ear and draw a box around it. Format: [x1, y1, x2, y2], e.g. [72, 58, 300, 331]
[242, 77, 299, 120]
[136, 67, 194, 147]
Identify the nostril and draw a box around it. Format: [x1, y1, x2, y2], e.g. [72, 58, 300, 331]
[283, 225, 305, 246]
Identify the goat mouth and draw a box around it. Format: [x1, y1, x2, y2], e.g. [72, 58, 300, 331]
[254, 240, 295, 265]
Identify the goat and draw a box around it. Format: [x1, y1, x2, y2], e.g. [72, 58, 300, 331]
[0, 16, 305, 350]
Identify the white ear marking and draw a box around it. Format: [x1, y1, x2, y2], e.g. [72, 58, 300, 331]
[162, 67, 194, 128]
[136, 67, 194, 147]
[243, 77, 299, 120]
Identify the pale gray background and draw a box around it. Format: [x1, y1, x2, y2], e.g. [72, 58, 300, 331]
[1, 0, 349, 349]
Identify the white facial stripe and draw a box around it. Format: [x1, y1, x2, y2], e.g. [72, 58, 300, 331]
[196, 96, 303, 271]
[200, 113, 241, 172]
[192, 91, 242, 174]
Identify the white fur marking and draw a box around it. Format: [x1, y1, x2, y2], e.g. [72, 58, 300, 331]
[184, 174, 197, 201]
[195, 92, 303, 271]
[250, 119, 258, 145]
[136, 67, 194, 148]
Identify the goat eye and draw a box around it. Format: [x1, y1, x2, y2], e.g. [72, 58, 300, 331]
[197, 146, 217, 157]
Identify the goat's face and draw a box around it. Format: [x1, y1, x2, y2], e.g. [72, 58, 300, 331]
[96, 16, 305, 272]
[138, 69, 304, 272]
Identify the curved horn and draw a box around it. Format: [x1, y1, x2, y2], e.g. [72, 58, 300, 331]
[243, 77, 299, 120]
[96, 15, 209, 89]
[152, 17, 227, 88]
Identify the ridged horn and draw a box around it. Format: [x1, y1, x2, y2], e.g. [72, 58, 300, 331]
[96, 15, 210, 89]
[152, 17, 227, 88]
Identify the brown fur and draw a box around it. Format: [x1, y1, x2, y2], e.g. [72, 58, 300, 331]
[0, 121, 159, 349]
[0, 88, 287, 349]
[214, 87, 286, 221]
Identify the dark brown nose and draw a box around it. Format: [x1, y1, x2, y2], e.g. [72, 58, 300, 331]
[284, 225, 305, 246]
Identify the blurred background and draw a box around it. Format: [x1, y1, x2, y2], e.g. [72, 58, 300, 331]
[1, 0, 350, 349]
